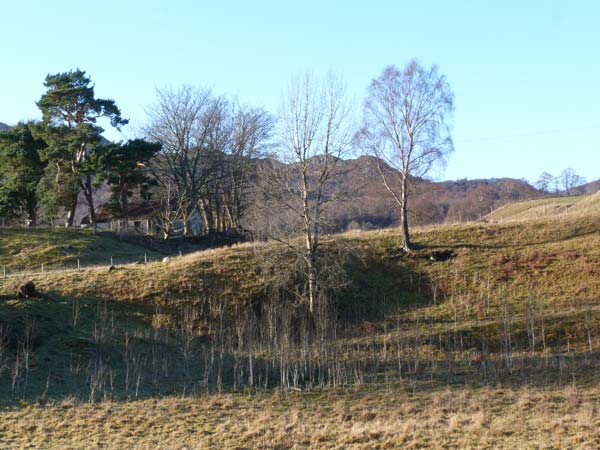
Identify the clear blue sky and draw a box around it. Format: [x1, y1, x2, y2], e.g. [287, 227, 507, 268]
[1, 0, 598, 183]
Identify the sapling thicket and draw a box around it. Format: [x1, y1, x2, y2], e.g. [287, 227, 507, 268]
[255, 73, 354, 314]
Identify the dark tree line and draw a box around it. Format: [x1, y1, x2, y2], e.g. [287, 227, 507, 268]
[0, 123, 46, 225]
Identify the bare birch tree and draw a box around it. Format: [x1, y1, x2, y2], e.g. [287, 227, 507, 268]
[357, 60, 454, 251]
[258, 73, 354, 313]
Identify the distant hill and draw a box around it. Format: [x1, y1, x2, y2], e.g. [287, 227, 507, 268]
[319, 156, 544, 230]
[76, 156, 544, 231]
[1, 123, 595, 231]
[85, 155, 543, 232]
[583, 179, 600, 194]
[2, 147, 559, 230]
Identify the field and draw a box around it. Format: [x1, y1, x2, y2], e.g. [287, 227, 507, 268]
[2, 384, 600, 449]
[482, 191, 600, 223]
[0, 228, 164, 273]
[1, 193, 600, 449]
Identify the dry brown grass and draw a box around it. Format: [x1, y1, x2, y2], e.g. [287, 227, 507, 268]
[3, 210, 600, 314]
[1, 383, 599, 449]
[2, 205, 600, 448]
[481, 191, 600, 223]
[0, 227, 162, 272]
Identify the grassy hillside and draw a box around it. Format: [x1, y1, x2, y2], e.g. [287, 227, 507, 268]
[4, 210, 599, 315]
[483, 191, 600, 223]
[0, 227, 163, 272]
[1, 212, 599, 376]
[1, 212, 600, 448]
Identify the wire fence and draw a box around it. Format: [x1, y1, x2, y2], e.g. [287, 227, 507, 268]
[0, 252, 178, 281]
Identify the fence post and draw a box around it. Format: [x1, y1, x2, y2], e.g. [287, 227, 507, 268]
[41, 264, 44, 276]
[77, 258, 80, 272]
[110, 256, 113, 266]
[3, 265, 5, 278]
[144, 253, 147, 264]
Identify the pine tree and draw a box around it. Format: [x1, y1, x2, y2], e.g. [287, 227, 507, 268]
[93, 139, 161, 221]
[34, 69, 128, 233]
[0, 123, 46, 225]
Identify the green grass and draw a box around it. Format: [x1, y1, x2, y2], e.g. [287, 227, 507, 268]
[0, 227, 164, 273]
[2, 210, 600, 333]
[1, 207, 600, 448]
[5, 210, 599, 311]
[0, 211, 598, 390]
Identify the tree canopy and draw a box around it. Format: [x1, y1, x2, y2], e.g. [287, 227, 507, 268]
[358, 60, 454, 251]
[0, 123, 47, 224]
[34, 69, 128, 232]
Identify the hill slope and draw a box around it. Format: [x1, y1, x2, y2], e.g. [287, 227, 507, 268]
[483, 191, 600, 222]
[243, 155, 544, 231]
[0, 209, 599, 417]
[0, 227, 163, 272]
[2, 210, 600, 322]
[1, 209, 600, 450]
[4, 211, 598, 310]
[330, 156, 544, 227]
[583, 179, 600, 194]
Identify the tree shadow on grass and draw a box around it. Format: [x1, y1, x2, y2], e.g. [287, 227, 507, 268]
[1, 284, 599, 407]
